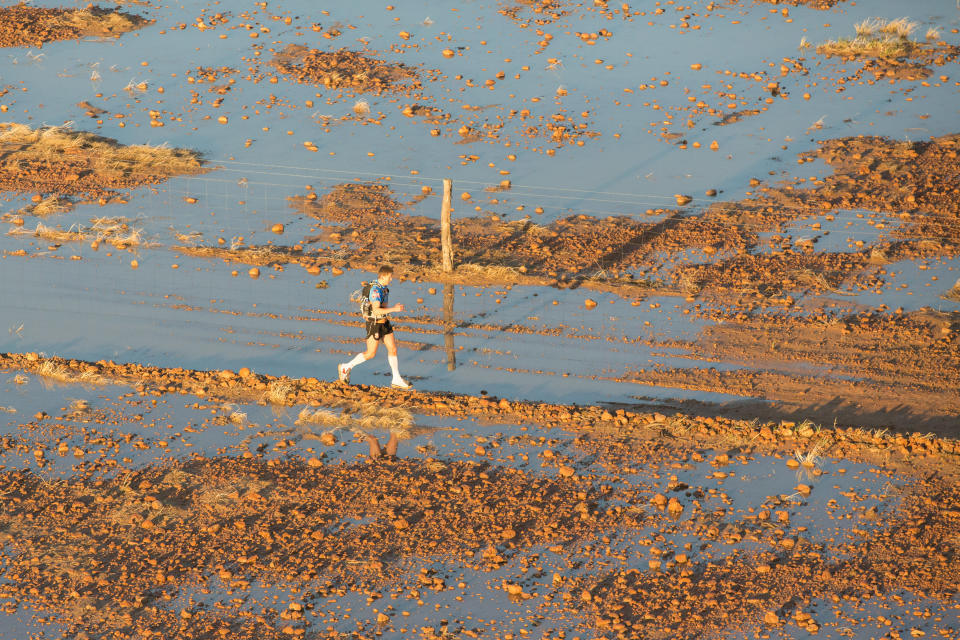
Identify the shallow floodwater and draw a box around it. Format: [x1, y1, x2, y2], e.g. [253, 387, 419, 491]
[0, 0, 959, 419]
[0, 2, 958, 635]
[0, 376, 921, 639]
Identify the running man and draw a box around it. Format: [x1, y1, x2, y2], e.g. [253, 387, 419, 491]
[338, 265, 413, 389]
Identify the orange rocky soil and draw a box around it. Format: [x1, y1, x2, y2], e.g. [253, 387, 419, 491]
[574, 477, 959, 639]
[0, 456, 609, 639]
[271, 45, 422, 94]
[1, 352, 957, 461]
[670, 133, 960, 299]
[0, 352, 957, 640]
[169, 132, 960, 304]
[3, 452, 956, 639]
[0, 4, 150, 48]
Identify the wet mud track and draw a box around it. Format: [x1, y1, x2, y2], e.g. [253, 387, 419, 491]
[0, 0, 959, 637]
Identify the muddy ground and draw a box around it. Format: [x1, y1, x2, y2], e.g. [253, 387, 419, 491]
[0, 0, 958, 638]
[0, 123, 206, 217]
[0, 4, 149, 48]
[0, 353, 957, 639]
[160, 131, 960, 303]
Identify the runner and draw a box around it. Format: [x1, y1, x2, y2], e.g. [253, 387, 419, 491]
[338, 265, 413, 389]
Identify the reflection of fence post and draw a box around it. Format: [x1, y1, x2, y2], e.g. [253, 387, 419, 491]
[441, 178, 454, 273]
[443, 283, 456, 371]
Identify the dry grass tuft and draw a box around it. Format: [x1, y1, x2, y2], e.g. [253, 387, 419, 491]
[7, 217, 145, 248]
[160, 469, 194, 488]
[90, 217, 144, 247]
[35, 360, 110, 386]
[297, 402, 417, 438]
[879, 17, 918, 38]
[55, 6, 150, 37]
[35, 361, 71, 383]
[172, 228, 203, 245]
[263, 380, 295, 405]
[196, 477, 272, 515]
[68, 398, 90, 414]
[352, 99, 371, 116]
[854, 17, 883, 37]
[122, 79, 149, 96]
[795, 436, 831, 468]
[8, 222, 86, 244]
[19, 195, 73, 217]
[942, 279, 960, 302]
[296, 407, 344, 427]
[818, 17, 921, 59]
[790, 269, 856, 296]
[172, 243, 298, 266]
[0, 122, 204, 182]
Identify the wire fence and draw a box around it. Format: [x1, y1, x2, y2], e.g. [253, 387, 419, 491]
[2, 155, 958, 390]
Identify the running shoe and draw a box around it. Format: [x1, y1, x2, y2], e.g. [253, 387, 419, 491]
[391, 378, 413, 390]
[338, 364, 351, 384]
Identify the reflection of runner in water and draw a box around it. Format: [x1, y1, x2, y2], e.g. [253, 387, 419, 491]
[338, 265, 413, 389]
[363, 431, 399, 460]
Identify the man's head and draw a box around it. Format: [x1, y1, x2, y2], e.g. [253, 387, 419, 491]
[377, 265, 394, 285]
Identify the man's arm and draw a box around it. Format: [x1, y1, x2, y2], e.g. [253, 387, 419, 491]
[370, 297, 404, 318]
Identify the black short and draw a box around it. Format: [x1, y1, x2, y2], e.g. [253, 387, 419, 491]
[365, 319, 393, 340]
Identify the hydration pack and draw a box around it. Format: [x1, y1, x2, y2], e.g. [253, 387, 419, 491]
[350, 282, 375, 320]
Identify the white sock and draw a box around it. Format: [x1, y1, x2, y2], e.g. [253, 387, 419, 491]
[388, 355, 402, 381]
[344, 353, 368, 370]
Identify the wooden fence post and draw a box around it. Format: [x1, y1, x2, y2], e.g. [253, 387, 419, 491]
[441, 178, 454, 273]
[443, 283, 456, 371]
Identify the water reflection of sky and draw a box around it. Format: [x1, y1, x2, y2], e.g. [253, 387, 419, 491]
[0, 374, 911, 640]
[0, 0, 957, 413]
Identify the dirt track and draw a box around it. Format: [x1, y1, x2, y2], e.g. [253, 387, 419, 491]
[1, 352, 956, 461]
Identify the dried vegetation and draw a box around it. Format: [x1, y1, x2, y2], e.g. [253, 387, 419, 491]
[297, 402, 416, 438]
[818, 17, 921, 59]
[0, 123, 206, 207]
[817, 17, 959, 78]
[8, 216, 145, 249]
